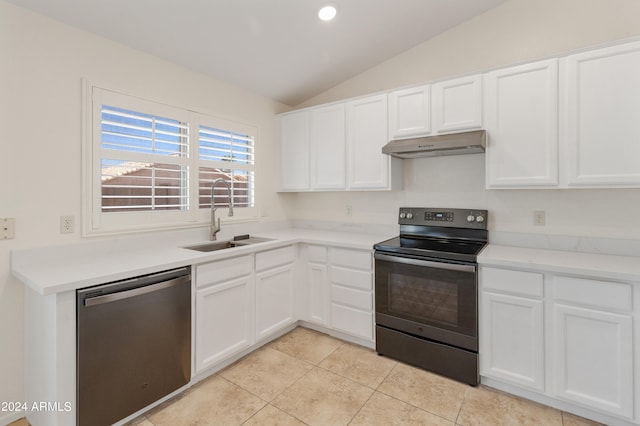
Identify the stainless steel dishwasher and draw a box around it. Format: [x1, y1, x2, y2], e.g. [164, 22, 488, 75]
[77, 266, 191, 426]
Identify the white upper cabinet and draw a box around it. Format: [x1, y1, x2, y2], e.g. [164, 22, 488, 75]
[279, 110, 310, 191]
[310, 103, 346, 189]
[388, 75, 482, 140]
[485, 59, 559, 188]
[279, 38, 640, 191]
[388, 85, 431, 139]
[347, 94, 400, 190]
[279, 97, 398, 191]
[561, 40, 640, 187]
[432, 74, 482, 133]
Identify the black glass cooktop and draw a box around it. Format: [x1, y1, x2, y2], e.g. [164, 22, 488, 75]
[374, 236, 487, 263]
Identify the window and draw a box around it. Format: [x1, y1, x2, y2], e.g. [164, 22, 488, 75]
[84, 84, 258, 235]
[100, 106, 189, 212]
[198, 124, 255, 210]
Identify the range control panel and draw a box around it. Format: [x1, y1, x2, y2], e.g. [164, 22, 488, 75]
[398, 207, 488, 229]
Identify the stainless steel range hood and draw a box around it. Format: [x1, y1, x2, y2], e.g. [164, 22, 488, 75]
[382, 130, 486, 159]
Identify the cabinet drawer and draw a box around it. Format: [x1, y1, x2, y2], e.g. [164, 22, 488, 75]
[329, 248, 371, 270]
[305, 245, 327, 263]
[256, 245, 295, 272]
[552, 275, 632, 312]
[331, 303, 373, 340]
[196, 255, 253, 288]
[330, 266, 372, 291]
[331, 284, 371, 310]
[481, 267, 543, 298]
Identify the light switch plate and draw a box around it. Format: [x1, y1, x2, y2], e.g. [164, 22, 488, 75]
[1, 218, 16, 239]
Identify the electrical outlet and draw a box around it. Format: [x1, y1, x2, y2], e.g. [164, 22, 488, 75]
[1, 218, 16, 239]
[533, 210, 546, 226]
[60, 215, 75, 234]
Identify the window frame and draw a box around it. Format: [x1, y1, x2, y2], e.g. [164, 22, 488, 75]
[82, 81, 259, 236]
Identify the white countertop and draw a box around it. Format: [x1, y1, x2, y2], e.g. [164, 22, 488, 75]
[11, 227, 393, 296]
[479, 244, 640, 282]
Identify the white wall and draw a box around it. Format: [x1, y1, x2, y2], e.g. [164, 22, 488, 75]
[3, 0, 640, 420]
[0, 1, 290, 420]
[290, 0, 640, 241]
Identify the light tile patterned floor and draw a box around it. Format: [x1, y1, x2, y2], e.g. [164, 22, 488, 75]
[135, 327, 604, 426]
[11, 327, 604, 426]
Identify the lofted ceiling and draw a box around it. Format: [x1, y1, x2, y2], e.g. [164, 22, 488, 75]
[7, 0, 507, 106]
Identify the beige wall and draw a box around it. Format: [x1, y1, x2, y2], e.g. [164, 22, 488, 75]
[289, 0, 640, 240]
[3, 0, 640, 418]
[0, 1, 289, 417]
[298, 0, 640, 108]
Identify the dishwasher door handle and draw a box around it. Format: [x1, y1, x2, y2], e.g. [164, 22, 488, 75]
[84, 275, 190, 307]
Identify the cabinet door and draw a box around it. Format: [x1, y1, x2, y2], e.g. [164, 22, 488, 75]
[563, 40, 640, 187]
[551, 303, 633, 418]
[388, 85, 431, 139]
[347, 94, 393, 189]
[255, 264, 295, 341]
[432, 75, 482, 133]
[195, 277, 253, 373]
[310, 103, 346, 189]
[307, 262, 328, 325]
[480, 292, 544, 391]
[485, 59, 559, 188]
[279, 110, 310, 190]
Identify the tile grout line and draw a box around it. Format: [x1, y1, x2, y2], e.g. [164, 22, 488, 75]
[373, 361, 464, 425]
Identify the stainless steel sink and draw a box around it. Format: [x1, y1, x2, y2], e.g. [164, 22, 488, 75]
[184, 240, 237, 252]
[183, 235, 273, 252]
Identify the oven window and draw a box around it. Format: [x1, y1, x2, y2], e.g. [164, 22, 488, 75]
[389, 273, 459, 327]
[375, 257, 477, 338]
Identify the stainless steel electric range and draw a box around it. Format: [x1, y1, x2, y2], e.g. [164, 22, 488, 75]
[374, 207, 488, 386]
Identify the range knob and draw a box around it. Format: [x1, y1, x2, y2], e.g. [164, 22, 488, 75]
[476, 215, 485, 223]
[467, 215, 476, 222]
[406, 212, 414, 219]
[399, 212, 406, 219]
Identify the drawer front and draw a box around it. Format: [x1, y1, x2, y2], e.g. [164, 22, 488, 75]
[305, 244, 327, 263]
[331, 303, 373, 340]
[331, 284, 372, 310]
[196, 255, 253, 288]
[552, 275, 632, 312]
[481, 266, 543, 298]
[256, 245, 296, 272]
[330, 266, 372, 291]
[329, 248, 372, 270]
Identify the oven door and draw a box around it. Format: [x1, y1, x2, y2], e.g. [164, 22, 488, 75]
[375, 252, 478, 351]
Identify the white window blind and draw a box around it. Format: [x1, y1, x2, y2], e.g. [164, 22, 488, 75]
[85, 84, 259, 235]
[100, 106, 189, 212]
[198, 125, 255, 210]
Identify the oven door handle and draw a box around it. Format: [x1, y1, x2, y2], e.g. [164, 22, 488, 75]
[374, 253, 476, 273]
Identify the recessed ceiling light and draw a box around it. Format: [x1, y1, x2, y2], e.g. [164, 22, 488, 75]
[318, 5, 337, 21]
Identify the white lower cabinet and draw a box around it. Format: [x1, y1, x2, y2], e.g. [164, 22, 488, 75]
[480, 265, 637, 422]
[480, 267, 545, 391]
[549, 275, 634, 419]
[255, 246, 296, 341]
[328, 247, 374, 341]
[299, 244, 374, 342]
[301, 244, 329, 326]
[195, 255, 254, 373]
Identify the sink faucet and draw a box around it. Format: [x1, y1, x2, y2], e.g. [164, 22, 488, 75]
[210, 178, 234, 240]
